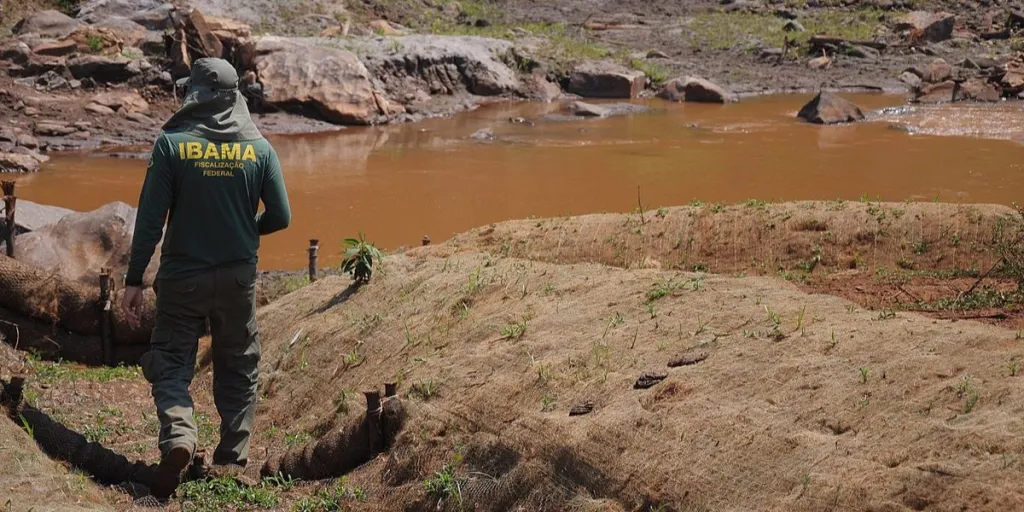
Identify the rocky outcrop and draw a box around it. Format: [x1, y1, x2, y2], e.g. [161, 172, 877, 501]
[914, 81, 956, 103]
[13, 10, 83, 38]
[956, 78, 1001, 102]
[797, 92, 865, 124]
[67, 55, 140, 83]
[93, 17, 148, 48]
[657, 76, 735, 103]
[923, 58, 951, 83]
[76, 0, 167, 23]
[11, 202, 160, 286]
[568, 61, 645, 99]
[253, 37, 388, 125]
[91, 90, 150, 114]
[896, 11, 955, 42]
[0, 154, 42, 173]
[0, 200, 73, 235]
[358, 35, 523, 99]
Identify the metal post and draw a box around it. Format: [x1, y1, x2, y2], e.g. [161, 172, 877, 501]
[384, 382, 397, 398]
[99, 268, 113, 366]
[2, 181, 15, 258]
[422, 235, 431, 246]
[308, 239, 319, 282]
[364, 390, 383, 453]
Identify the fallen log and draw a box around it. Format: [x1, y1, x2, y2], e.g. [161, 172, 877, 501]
[0, 254, 155, 345]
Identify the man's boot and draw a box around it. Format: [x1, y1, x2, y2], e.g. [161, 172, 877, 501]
[150, 444, 193, 500]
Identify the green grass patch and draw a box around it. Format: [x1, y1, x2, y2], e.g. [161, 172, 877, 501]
[292, 477, 366, 512]
[686, 9, 885, 51]
[630, 58, 670, 86]
[28, 356, 141, 386]
[178, 475, 296, 512]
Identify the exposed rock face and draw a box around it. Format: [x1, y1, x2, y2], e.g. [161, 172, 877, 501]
[924, 58, 951, 83]
[76, 0, 167, 23]
[0, 153, 41, 173]
[899, 71, 922, 88]
[568, 61, 645, 99]
[11, 202, 160, 285]
[797, 92, 865, 124]
[657, 77, 735, 103]
[253, 37, 388, 125]
[67, 55, 140, 83]
[359, 35, 523, 99]
[13, 10, 83, 38]
[914, 81, 956, 103]
[896, 11, 955, 42]
[92, 91, 150, 113]
[956, 78, 1001, 102]
[94, 17, 149, 48]
[0, 200, 74, 238]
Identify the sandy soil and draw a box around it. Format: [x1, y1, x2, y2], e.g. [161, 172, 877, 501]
[3, 201, 1024, 510]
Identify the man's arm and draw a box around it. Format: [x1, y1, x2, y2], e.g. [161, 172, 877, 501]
[126, 135, 174, 287]
[256, 146, 291, 235]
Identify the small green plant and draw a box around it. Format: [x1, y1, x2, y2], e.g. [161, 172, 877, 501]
[765, 305, 781, 327]
[913, 239, 931, 255]
[795, 306, 807, 332]
[500, 319, 528, 340]
[86, 34, 104, 53]
[629, 58, 670, 86]
[410, 380, 440, 401]
[292, 477, 365, 511]
[965, 391, 980, 413]
[341, 233, 383, 283]
[1009, 358, 1021, 377]
[859, 367, 870, 384]
[286, 431, 312, 447]
[178, 475, 288, 511]
[541, 393, 556, 412]
[18, 414, 33, 439]
[424, 456, 465, 510]
[897, 257, 915, 270]
[655, 207, 670, 218]
[710, 204, 726, 213]
[466, 265, 484, 293]
[646, 279, 677, 303]
[877, 308, 897, 320]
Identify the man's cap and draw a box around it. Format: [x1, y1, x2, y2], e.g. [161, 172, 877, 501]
[175, 58, 240, 91]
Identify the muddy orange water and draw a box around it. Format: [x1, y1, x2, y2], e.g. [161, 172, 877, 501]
[13, 93, 1024, 270]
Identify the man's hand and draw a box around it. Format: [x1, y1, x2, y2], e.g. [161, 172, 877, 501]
[121, 286, 144, 329]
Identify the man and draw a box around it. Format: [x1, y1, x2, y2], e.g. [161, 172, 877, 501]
[122, 57, 291, 500]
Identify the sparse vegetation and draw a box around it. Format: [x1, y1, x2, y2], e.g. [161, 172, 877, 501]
[424, 455, 466, 511]
[341, 233, 383, 283]
[28, 356, 140, 386]
[500, 319, 529, 340]
[410, 379, 440, 401]
[177, 474, 296, 511]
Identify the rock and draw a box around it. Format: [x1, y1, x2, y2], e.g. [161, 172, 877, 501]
[16, 134, 40, 150]
[73, 122, 93, 130]
[124, 112, 153, 124]
[522, 73, 562, 102]
[847, 45, 880, 59]
[1009, 10, 1024, 30]
[36, 71, 70, 91]
[899, 71, 922, 88]
[0, 153, 41, 173]
[253, 36, 386, 125]
[646, 50, 670, 59]
[783, 20, 806, 32]
[896, 11, 955, 42]
[77, 0, 166, 22]
[0, 41, 32, 65]
[0, 200, 73, 234]
[129, 4, 177, 31]
[1000, 58, 1024, 94]
[187, 9, 225, 59]
[67, 55, 138, 83]
[140, 31, 166, 56]
[657, 76, 735, 103]
[959, 57, 979, 69]
[924, 58, 951, 83]
[569, 61, 645, 99]
[10, 201, 160, 285]
[797, 92, 865, 124]
[956, 78, 1001, 102]
[914, 80, 956, 103]
[32, 39, 79, 57]
[34, 122, 77, 136]
[359, 35, 522, 97]
[807, 56, 832, 70]
[13, 10, 82, 38]
[568, 101, 610, 117]
[23, 107, 41, 117]
[470, 128, 495, 140]
[92, 90, 149, 113]
[85, 103, 117, 116]
[94, 17, 148, 48]
[205, 15, 252, 45]
[369, 20, 403, 36]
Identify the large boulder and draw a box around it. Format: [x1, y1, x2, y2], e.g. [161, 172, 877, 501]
[896, 11, 955, 42]
[91, 90, 150, 113]
[914, 81, 956, 103]
[797, 92, 865, 124]
[923, 58, 951, 83]
[129, 4, 177, 30]
[568, 61, 645, 99]
[657, 76, 735, 103]
[565, 101, 649, 118]
[0, 200, 74, 239]
[253, 37, 388, 125]
[956, 78, 1001, 102]
[63, 26, 125, 57]
[0, 153, 41, 173]
[359, 35, 522, 98]
[10, 202, 160, 285]
[1000, 58, 1024, 95]
[67, 55, 140, 83]
[94, 17, 149, 48]
[76, 0, 167, 23]
[13, 10, 82, 38]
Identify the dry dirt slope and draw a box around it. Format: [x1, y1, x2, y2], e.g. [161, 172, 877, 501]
[253, 247, 1024, 511]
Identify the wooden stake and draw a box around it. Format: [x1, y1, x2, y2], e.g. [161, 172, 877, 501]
[308, 239, 319, 283]
[2, 181, 15, 258]
[99, 268, 113, 365]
